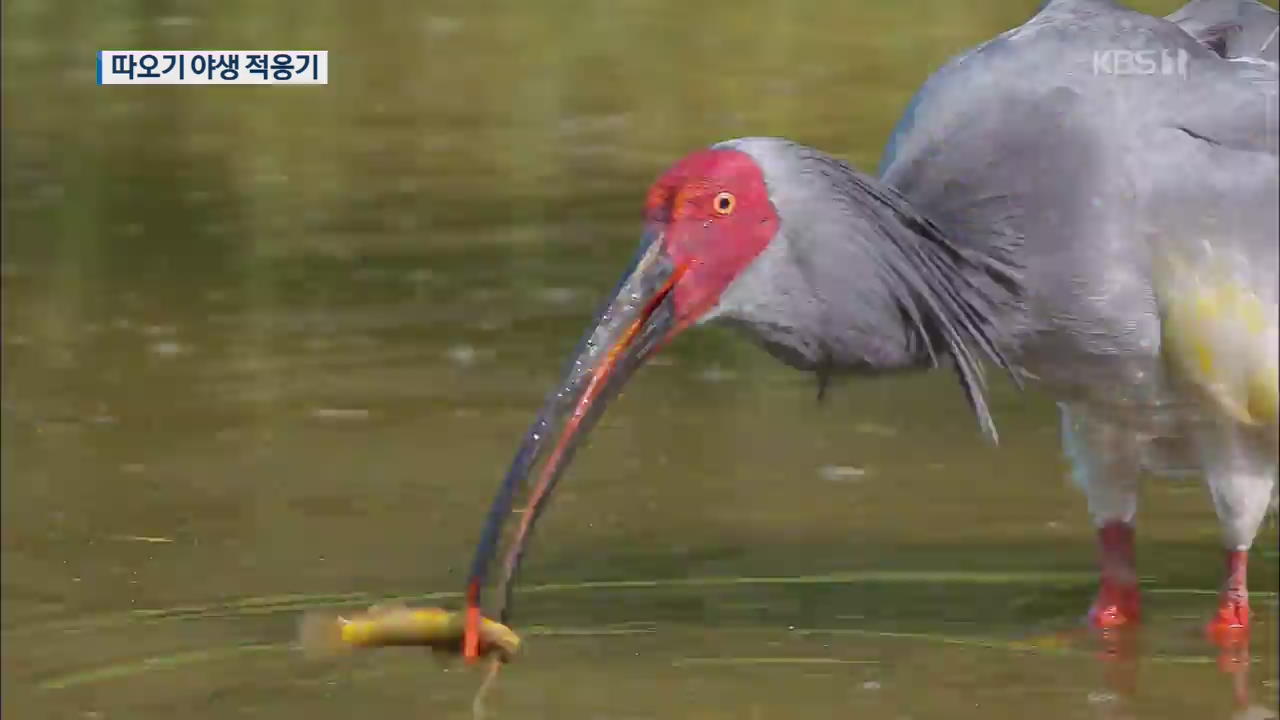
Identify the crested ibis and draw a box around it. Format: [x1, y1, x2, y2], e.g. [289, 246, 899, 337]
[462, 0, 1279, 659]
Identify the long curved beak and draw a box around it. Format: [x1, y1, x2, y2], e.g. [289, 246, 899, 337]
[463, 231, 685, 659]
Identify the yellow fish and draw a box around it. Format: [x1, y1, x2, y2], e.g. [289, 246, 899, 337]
[299, 603, 520, 662]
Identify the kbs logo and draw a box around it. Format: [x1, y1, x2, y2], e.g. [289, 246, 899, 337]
[1092, 48, 1189, 78]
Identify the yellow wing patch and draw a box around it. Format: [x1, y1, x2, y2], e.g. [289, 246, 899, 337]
[1160, 255, 1278, 427]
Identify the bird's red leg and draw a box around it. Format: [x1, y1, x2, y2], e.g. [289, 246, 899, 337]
[1088, 521, 1141, 629]
[1207, 549, 1250, 651]
[1208, 551, 1252, 710]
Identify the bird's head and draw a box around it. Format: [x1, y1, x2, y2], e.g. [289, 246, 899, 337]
[460, 144, 786, 654]
[462, 138, 1018, 657]
[639, 146, 781, 332]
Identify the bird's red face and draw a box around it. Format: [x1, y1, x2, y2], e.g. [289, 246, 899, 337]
[644, 149, 780, 331]
[463, 148, 779, 656]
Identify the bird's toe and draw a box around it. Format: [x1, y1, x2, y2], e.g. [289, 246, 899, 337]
[1207, 597, 1251, 647]
[1088, 583, 1142, 630]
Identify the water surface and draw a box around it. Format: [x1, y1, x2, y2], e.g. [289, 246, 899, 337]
[3, 1, 1277, 718]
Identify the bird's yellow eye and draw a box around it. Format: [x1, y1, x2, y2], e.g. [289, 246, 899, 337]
[713, 191, 736, 216]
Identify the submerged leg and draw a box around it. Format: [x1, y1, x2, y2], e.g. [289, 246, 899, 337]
[1209, 549, 1250, 640]
[1091, 521, 1140, 628]
[1061, 404, 1142, 628]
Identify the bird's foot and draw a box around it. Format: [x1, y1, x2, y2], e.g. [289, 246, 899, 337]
[1207, 593, 1251, 677]
[1088, 521, 1140, 630]
[1207, 595, 1251, 645]
[1206, 549, 1252, 678]
[1207, 550, 1251, 643]
[1088, 580, 1141, 630]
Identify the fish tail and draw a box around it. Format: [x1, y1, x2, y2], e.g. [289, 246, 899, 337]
[298, 611, 354, 659]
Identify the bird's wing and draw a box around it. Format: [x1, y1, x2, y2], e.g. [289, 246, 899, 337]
[1143, 134, 1278, 427]
[878, 0, 1278, 413]
[1133, 64, 1278, 427]
[1167, 0, 1278, 63]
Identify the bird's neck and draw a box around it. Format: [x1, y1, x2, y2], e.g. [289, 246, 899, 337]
[777, 150, 1023, 440]
[872, 185, 1024, 439]
[711, 141, 1023, 440]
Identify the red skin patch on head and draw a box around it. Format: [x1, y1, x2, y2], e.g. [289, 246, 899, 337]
[644, 148, 779, 329]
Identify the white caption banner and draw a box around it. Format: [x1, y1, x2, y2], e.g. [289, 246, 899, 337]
[98, 51, 329, 85]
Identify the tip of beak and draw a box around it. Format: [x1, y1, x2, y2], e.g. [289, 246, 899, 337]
[463, 583, 482, 662]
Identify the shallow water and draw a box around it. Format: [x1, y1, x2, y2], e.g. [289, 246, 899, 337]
[2, 1, 1277, 718]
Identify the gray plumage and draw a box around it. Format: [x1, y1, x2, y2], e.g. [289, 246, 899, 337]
[708, 139, 1021, 441]
[463, 0, 1279, 647]
[873, 0, 1275, 407]
[707, 0, 1277, 551]
[1168, 0, 1278, 62]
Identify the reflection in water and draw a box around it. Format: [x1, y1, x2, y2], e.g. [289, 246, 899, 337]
[2, 0, 1278, 718]
[1088, 626, 1277, 720]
